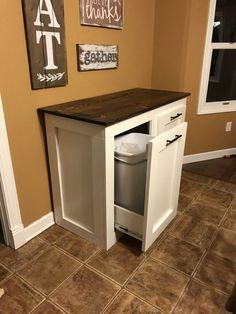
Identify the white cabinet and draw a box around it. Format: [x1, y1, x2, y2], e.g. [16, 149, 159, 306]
[43, 92, 188, 252]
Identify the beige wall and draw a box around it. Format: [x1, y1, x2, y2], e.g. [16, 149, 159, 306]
[152, 0, 236, 155]
[0, 0, 155, 225]
[1, 0, 236, 227]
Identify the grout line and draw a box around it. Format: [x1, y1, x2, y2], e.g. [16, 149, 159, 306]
[122, 254, 149, 287]
[85, 263, 123, 287]
[100, 288, 122, 314]
[122, 255, 148, 287]
[124, 285, 170, 313]
[47, 263, 83, 298]
[51, 243, 87, 265]
[7, 273, 46, 302]
[29, 299, 46, 314]
[148, 256, 191, 279]
[193, 277, 230, 296]
[191, 249, 208, 277]
[125, 288, 166, 313]
[123, 289, 166, 313]
[170, 277, 191, 314]
[43, 298, 70, 314]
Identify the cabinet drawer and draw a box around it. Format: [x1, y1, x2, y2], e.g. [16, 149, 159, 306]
[156, 102, 186, 134]
[114, 122, 187, 251]
[115, 205, 143, 240]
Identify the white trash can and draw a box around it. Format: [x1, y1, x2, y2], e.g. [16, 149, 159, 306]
[114, 133, 154, 215]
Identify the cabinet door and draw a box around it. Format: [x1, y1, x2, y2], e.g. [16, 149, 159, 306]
[142, 122, 187, 251]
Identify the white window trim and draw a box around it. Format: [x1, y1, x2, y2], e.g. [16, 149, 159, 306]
[198, 0, 236, 115]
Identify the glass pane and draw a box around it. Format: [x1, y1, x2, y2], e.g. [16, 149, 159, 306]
[207, 49, 236, 102]
[212, 0, 236, 42]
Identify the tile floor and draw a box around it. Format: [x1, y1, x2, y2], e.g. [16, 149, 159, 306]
[0, 169, 236, 313]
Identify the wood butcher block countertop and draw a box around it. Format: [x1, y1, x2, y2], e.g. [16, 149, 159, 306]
[38, 88, 190, 126]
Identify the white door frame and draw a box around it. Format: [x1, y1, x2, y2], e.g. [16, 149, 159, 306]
[0, 94, 26, 248]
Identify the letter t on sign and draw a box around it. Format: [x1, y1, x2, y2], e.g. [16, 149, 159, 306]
[22, 0, 68, 89]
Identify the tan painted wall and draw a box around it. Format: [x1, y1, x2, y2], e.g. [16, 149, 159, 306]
[0, 0, 155, 225]
[1, 0, 236, 227]
[152, 0, 236, 155]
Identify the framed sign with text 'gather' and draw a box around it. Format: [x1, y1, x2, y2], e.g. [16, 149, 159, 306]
[22, 0, 68, 89]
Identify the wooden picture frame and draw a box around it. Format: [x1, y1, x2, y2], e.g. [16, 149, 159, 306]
[77, 44, 119, 71]
[22, 0, 68, 89]
[80, 0, 123, 29]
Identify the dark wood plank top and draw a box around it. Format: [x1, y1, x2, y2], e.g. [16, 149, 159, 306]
[38, 88, 190, 126]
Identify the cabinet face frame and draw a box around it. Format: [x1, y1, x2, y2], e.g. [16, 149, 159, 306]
[44, 98, 187, 251]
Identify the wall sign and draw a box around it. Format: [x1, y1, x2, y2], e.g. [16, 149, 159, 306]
[77, 44, 118, 71]
[22, 0, 68, 89]
[80, 0, 123, 29]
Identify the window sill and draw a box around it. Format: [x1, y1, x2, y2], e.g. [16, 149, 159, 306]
[198, 101, 236, 114]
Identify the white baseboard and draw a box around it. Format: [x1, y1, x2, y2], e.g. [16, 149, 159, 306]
[24, 212, 55, 242]
[183, 147, 236, 164]
[11, 224, 26, 249]
[11, 212, 55, 249]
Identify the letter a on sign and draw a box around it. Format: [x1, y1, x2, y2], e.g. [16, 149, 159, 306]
[22, 0, 68, 89]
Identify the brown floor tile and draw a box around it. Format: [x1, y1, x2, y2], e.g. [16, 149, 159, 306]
[17, 246, 80, 295]
[169, 215, 217, 248]
[105, 290, 161, 313]
[151, 235, 204, 275]
[88, 242, 145, 285]
[126, 259, 189, 312]
[180, 178, 203, 198]
[0, 263, 11, 282]
[198, 187, 234, 209]
[210, 229, 236, 262]
[0, 238, 48, 272]
[209, 179, 236, 194]
[183, 157, 236, 182]
[55, 231, 99, 262]
[177, 194, 192, 213]
[230, 196, 236, 209]
[230, 170, 236, 184]
[194, 252, 236, 294]
[185, 201, 226, 225]
[0, 276, 44, 314]
[174, 279, 228, 313]
[38, 224, 69, 244]
[222, 210, 236, 232]
[32, 300, 65, 313]
[182, 171, 212, 185]
[51, 266, 120, 314]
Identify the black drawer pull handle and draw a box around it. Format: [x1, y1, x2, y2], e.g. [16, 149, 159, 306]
[166, 134, 182, 147]
[170, 113, 182, 121]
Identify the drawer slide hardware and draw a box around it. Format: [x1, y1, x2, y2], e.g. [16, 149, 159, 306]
[115, 223, 142, 240]
[166, 134, 182, 147]
[170, 113, 182, 121]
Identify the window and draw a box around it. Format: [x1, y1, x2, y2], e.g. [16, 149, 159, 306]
[198, 0, 236, 114]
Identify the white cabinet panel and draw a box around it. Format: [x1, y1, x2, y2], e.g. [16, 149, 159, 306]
[113, 123, 187, 251]
[142, 122, 187, 251]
